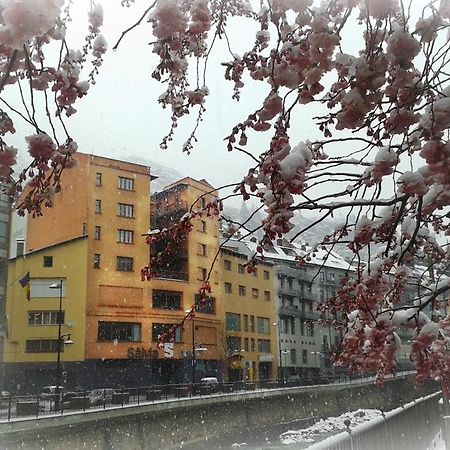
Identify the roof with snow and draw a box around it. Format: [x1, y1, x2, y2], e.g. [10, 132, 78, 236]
[220, 237, 352, 272]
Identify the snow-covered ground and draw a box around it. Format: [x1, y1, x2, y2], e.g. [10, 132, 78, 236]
[279, 409, 382, 446]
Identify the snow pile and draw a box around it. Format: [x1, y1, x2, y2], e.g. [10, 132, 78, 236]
[427, 430, 446, 450]
[279, 409, 382, 446]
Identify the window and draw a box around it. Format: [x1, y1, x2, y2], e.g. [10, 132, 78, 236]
[0, 220, 7, 243]
[28, 311, 64, 325]
[257, 317, 270, 334]
[328, 272, 335, 281]
[319, 272, 325, 281]
[249, 315, 255, 333]
[226, 336, 241, 352]
[95, 199, 101, 214]
[307, 322, 315, 337]
[290, 317, 295, 334]
[200, 196, 206, 208]
[95, 226, 101, 240]
[117, 256, 133, 271]
[238, 264, 245, 274]
[258, 339, 271, 353]
[118, 229, 134, 244]
[252, 288, 259, 299]
[291, 348, 297, 364]
[198, 267, 207, 281]
[26, 339, 62, 353]
[194, 294, 216, 314]
[94, 253, 100, 269]
[252, 268, 258, 278]
[43, 256, 53, 267]
[226, 312, 241, 331]
[300, 320, 305, 336]
[199, 220, 206, 233]
[16, 241, 24, 256]
[98, 321, 141, 342]
[238, 285, 246, 296]
[117, 203, 134, 218]
[198, 243, 207, 256]
[264, 290, 271, 301]
[118, 176, 134, 191]
[243, 314, 248, 332]
[152, 290, 182, 310]
[224, 259, 231, 271]
[152, 323, 182, 342]
[244, 337, 249, 351]
[96, 172, 102, 186]
[251, 338, 256, 352]
[302, 350, 308, 363]
[263, 270, 270, 280]
[224, 282, 232, 294]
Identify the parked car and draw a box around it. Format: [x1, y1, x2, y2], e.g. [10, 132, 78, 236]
[40, 386, 64, 400]
[1, 391, 10, 399]
[88, 388, 116, 406]
[200, 377, 219, 392]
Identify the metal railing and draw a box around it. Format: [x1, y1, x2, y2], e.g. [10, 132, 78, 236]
[307, 391, 442, 450]
[0, 372, 416, 422]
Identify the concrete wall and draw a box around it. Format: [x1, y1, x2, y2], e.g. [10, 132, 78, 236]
[0, 375, 439, 450]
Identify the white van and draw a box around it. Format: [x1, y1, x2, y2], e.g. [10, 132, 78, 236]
[200, 377, 219, 391]
[40, 385, 64, 400]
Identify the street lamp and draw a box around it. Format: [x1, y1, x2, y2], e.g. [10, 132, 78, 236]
[185, 309, 196, 385]
[274, 322, 285, 383]
[49, 280, 72, 409]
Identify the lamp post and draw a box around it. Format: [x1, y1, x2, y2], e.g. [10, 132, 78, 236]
[49, 280, 73, 409]
[186, 309, 196, 385]
[274, 322, 284, 383]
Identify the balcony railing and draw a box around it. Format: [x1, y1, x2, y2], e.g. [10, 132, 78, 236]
[279, 306, 319, 320]
[153, 270, 189, 281]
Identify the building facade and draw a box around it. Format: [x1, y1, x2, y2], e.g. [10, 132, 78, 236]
[4, 154, 154, 391]
[150, 178, 223, 383]
[221, 237, 351, 380]
[219, 249, 276, 381]
[0, 186, 11, 389]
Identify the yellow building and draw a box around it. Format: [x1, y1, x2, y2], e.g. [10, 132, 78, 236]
[218, 249, 277, 381]
[5, 153, 155, 390]
[150, 177, 223, 382]
[5, 237, 88, 391]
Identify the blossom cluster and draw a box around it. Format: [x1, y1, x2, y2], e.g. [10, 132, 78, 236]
[0, 1, 106, 214]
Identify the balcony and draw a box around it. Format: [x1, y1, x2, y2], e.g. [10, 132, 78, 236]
[279, 305, 319, 320]
[277, 266, 314, 283]
[153, 270, 189, 282]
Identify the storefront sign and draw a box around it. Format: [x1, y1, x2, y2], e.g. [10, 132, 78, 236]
[127, 347, 157, 359]
[258, 354, 273, 362]
[164, 343, 174, 359]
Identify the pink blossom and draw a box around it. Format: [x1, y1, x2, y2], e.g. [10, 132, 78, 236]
[92, 34, 107, 58]
[398, 171, 429, 196]
[0, 0, 64, 48]
[0, 146, 17, 175]
[386, 30, 421, 66]
[189, 0, 211, 35]
[88, 4, 104, 34]
[360, 0, 399, 19]
[384, 109, 420, 135]
[26, 134, 56, 160]
[152, 0, 188, 40]
[258, 92, 283, 121]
